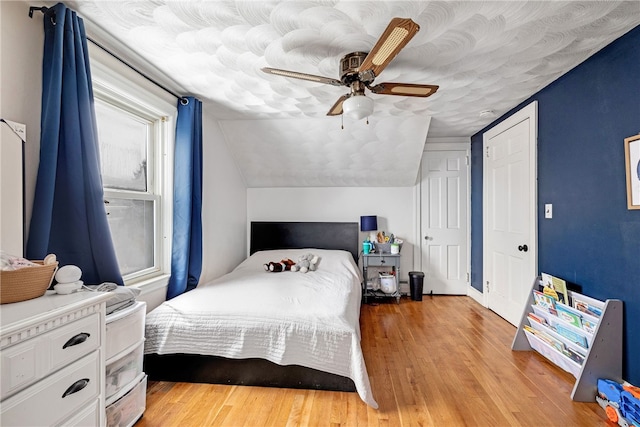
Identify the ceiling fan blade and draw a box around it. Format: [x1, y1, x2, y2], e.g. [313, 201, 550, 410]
[369, 82, 439, 97]
[261, 67, 342, 87]
[358, 17, 420, 80]
[326, 94, 350, 116]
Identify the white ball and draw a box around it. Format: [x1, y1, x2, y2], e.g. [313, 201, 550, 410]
[55, 265, 82, 283]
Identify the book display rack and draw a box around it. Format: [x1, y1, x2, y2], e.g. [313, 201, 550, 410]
[512, 276, 623, 401]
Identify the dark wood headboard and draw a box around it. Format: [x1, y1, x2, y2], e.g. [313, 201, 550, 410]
[250, 222, 359, 262]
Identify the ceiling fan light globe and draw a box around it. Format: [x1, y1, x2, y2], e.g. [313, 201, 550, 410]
[343, 95, 374, 120]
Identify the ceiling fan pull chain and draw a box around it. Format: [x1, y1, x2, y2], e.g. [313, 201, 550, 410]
[341, 114, 344, 130]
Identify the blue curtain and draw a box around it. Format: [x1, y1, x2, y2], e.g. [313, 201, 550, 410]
[27, 3, 122, 285]
[166, 97, 203, 299]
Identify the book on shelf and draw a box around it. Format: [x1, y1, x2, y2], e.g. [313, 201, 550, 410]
[581, 318, 597, 334]
[553, 323, 588, 349]
[524, 323, 586, 365]
[571, 296, 603, 318]
[533, 283, 600, 336]
[556, 304, 583, 328]
[527, 312, 548, 326]
[541, 272, 568, 305]
[563, 347, 585, 364]
[533, 289, 557, 314]
[524, 325, 566, 354]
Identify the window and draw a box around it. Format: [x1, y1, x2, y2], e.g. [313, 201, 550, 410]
[95, 99, 157, 278]
[91, 53, 175, 285]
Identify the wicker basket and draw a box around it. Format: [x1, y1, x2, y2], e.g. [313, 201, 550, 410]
[0, 261, 58, 304]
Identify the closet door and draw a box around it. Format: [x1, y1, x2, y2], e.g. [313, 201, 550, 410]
[420, 150, 469, 295]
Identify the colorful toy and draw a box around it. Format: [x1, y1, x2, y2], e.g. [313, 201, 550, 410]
[263, 258, 295, 272]
[596, 378, 640, 427]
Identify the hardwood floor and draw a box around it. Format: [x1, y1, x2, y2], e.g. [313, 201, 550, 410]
[137, 296, 609, 426]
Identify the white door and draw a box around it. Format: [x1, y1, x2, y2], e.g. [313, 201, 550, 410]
[483, 101, 538, 325]
[420, 150, 469, 295]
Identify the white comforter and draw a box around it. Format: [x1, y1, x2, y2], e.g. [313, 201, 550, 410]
[145, 249, 378, 408]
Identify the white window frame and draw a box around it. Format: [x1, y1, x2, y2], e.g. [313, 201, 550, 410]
[90, 49, 175, 289]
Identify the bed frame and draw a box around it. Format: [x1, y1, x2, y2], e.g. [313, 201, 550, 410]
[250, 221, 359, 262]
[145, 221, 360, 392]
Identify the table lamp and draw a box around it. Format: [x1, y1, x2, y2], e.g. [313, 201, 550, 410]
[360, 215, 378, 244]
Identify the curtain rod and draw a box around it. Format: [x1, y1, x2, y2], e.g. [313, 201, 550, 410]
[29, 6, 189, 105]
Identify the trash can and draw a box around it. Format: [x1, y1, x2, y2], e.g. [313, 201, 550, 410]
[409, 271, 425, 301]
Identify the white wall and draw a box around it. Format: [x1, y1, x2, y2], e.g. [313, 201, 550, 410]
[1, 1, 44, 243]
[247, 187, 418, 282]
[200, 115, 248, 285]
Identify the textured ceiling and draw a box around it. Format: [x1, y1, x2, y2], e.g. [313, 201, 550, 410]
[68, 1, 640, 187]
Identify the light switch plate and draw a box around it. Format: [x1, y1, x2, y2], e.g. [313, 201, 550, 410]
[545, 204, 553, 219]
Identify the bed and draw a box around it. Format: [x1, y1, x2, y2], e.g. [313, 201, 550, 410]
[144, 222, 378, 408]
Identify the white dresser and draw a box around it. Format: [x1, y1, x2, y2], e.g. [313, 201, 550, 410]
[0, 291, 111, 426]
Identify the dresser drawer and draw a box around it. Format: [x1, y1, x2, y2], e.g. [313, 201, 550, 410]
[1, 312, 101, 399]
[49, 312, 101, 372]
[0, 330, 39, 399]
[365, 256, 398, 267]
[0, 350, 100, 426]
[60, 398, 100, 427]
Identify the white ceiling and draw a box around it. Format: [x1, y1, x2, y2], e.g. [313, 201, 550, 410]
[67, 1, 640, 187]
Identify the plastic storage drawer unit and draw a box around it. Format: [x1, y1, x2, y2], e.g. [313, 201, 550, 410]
[105, 301, 146, 360]
[106, 374, 147, 427]
[105, 342, 144, 400]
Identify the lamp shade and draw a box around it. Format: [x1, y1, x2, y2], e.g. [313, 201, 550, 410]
[343, 95, 374, 120]
[360, 215, 378, 232]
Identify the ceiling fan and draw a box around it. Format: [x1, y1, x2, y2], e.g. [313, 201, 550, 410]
[261, 17, 439, 120]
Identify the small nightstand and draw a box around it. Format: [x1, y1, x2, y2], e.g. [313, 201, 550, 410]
[362, 253, 401, 303]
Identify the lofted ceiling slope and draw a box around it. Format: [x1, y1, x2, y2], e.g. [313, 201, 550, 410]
[65, 1, 640, 187]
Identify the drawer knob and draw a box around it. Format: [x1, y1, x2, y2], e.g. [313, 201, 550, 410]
[62, 378, 90, 398]
[63, 332, 90, 349]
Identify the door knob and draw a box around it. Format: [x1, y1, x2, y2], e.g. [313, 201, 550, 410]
[518, 244, 528, 252]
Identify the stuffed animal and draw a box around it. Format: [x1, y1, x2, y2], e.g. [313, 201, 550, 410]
[264, 258, 295, 272]
[291, 253, 319, 273]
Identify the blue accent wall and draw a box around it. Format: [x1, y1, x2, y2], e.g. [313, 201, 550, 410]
[470, 25, 640, 384]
